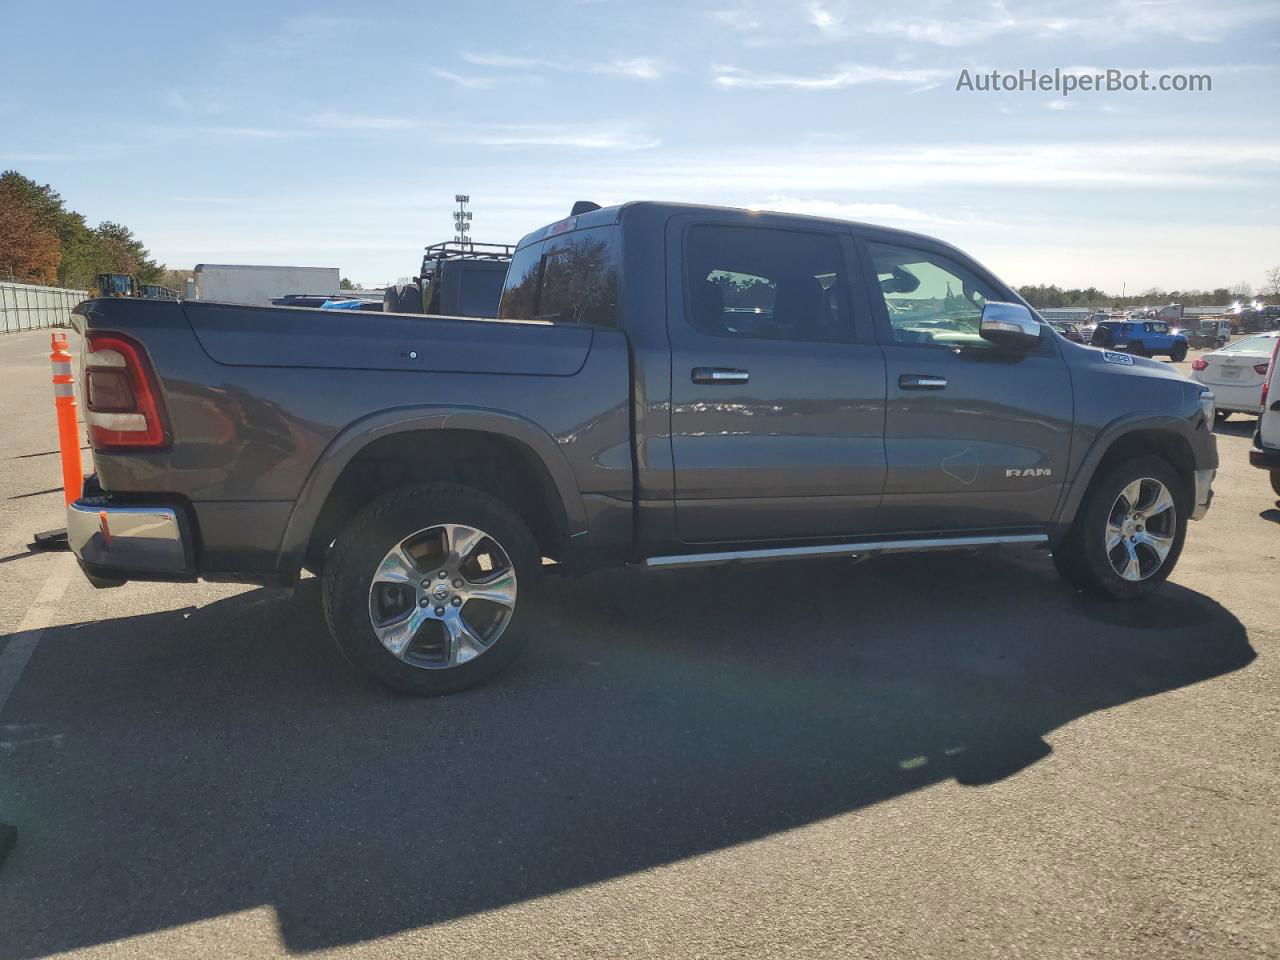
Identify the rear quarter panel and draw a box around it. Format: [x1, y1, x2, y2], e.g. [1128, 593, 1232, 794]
[77, 298, 633, 576]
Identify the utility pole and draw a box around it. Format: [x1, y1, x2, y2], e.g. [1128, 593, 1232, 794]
[453, 194, 473, 249]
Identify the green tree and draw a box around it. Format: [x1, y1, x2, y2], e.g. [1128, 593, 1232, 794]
[92, 221, 162, 282]
[0, 170, 166, 289]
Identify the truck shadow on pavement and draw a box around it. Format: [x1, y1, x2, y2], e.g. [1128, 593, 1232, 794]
[0, 549, 1254, 956]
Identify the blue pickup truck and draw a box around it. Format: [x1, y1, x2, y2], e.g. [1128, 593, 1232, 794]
[1090, 320, 1189, 361]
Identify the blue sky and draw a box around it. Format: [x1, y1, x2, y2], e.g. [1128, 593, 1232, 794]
[3, 0, 1277, 291]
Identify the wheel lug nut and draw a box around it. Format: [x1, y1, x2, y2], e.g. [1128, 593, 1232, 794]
[451, 597, 462, 607]
[453, 579, 464, 589]
[421, 579, 430, 588]
[435, 606, 446, 616]
[418, 598, 429, 607]
[438, 571, 448, 579]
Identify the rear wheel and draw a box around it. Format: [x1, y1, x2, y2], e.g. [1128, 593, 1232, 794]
[1128, 343, 1148, 358]
[322, 483, 539, 695]
[1052, 455, 1188, 600]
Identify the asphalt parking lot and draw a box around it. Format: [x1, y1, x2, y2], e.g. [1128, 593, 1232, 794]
[0, 327, 1277, 959]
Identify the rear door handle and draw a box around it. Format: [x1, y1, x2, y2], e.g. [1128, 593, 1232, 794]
[899, 374, 948, 390]
[692, 367, 750, 385]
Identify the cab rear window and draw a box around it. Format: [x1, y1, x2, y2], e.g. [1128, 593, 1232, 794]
[498, 226, 620, 328]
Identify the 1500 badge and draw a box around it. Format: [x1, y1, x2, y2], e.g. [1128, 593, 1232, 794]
[1103, 351, 1134, 366]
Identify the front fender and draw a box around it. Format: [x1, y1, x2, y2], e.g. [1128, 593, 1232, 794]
[1052, 412, 1215, 532]
[274, 405, 589, 579]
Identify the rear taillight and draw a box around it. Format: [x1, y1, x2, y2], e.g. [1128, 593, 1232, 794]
[1254, 363, 1270, 376]
[1191, 357, 1208, 371]
[1263, 339, 1280, 408]
[83, 332, 169, 449]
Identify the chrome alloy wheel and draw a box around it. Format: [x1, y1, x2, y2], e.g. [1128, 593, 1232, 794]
[367, 523, 517, 668]
[1105, 478, 1176, 582]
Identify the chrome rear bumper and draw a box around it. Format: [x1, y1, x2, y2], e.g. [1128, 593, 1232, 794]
[67, 499, 193, 579]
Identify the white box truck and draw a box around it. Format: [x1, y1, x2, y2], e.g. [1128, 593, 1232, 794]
[190, 264, 341, 306]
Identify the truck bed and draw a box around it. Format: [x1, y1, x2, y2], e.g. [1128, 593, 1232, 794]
[72, 297, 634, 581]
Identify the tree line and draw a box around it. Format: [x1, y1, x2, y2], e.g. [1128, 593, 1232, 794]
[0, 170, 165, 290]
[1015, 277, 1278, 311]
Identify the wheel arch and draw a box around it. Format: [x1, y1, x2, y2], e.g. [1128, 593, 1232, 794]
[1054, 416, 1199, 533]
[276, 407, 588, 583]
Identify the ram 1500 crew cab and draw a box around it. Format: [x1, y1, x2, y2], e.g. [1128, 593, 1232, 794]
[69, 202, 1218, 694]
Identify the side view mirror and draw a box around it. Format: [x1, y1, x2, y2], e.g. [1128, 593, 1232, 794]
[980, 302, 1042, 349]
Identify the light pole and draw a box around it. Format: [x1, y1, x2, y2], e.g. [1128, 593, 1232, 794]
[453, 194, 473, 249]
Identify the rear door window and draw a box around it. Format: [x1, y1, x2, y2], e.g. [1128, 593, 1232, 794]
[684, 224, 855, 342]
[498, 226, 620, 328]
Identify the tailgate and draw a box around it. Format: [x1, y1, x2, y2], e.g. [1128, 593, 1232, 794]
[183, 301, 592, 376]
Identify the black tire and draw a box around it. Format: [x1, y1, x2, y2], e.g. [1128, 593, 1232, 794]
[1128, 343, 1147, 358]
[1170, 344, 1188, 362]
[1052, 455, 1189, 600]
[1271, 470, 1280, 498]
[383, 283, 423, 314]
[322, 482, 540, 695]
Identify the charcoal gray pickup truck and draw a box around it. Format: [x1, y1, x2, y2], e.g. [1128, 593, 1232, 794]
[69, 201, 1218, 694]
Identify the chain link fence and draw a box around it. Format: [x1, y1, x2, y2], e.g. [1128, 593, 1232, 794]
[0, 281, 88, 334]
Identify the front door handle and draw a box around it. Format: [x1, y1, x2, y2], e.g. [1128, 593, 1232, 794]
[692, 367, 750, 385]
[899, 374, 947, 390]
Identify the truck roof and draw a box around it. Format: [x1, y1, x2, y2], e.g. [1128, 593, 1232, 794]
[515, 200, 961, 253]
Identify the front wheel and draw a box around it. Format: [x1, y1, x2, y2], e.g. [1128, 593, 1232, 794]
[1170, 344, 1188, 362]
[1052, 455, 1188, 600]
[322, 483, 539, 695]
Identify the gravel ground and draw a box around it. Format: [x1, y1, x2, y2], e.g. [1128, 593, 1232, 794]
[0, 328, 1276, 959]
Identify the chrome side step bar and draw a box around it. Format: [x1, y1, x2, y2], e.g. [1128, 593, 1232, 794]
[644, 533, 1048, 570]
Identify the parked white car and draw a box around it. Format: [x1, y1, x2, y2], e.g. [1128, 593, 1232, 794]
[1190, 332, 1280, 420]
[1250, 335, 1280, 497]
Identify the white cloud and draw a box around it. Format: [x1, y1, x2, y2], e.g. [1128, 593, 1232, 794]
[441, 124, 660, 150]
[306, 112, 416, 130]
[813, 0, 1280, 47]
[594, 141, 1280, 193]
[430, 69, 497, 89]
[748, 197, 973, 225]
[711, 6, 761, 30]
[713, 63, 949, 90]
[806, 1, 844, 35]
[461, 51, 664, 80]
[189, 126, 301, 140]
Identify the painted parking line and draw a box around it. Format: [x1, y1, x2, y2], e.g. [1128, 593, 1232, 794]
[0, 569, 71, 716]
